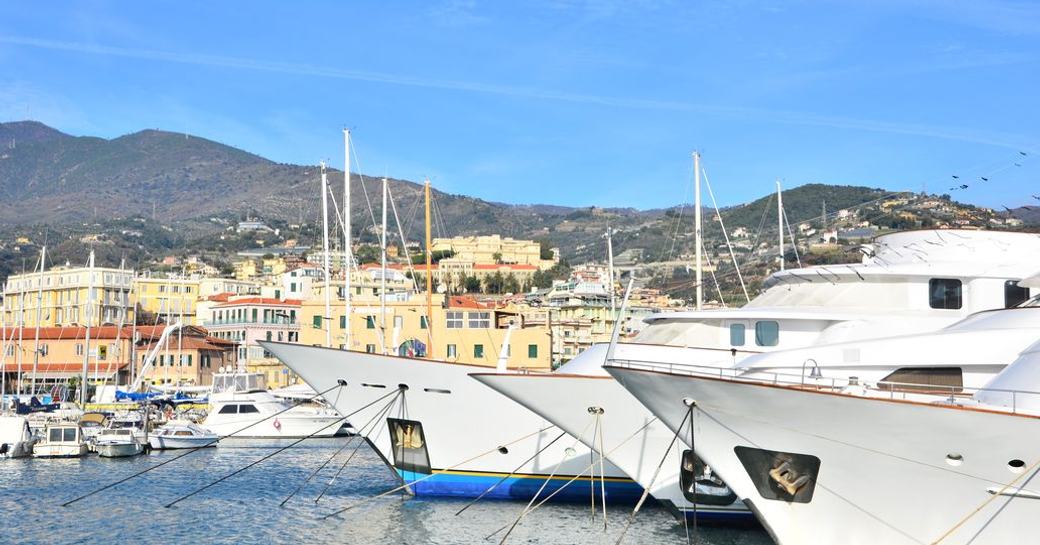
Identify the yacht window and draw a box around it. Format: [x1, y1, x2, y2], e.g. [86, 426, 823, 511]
[729, 324, 746, 347]
[49, 428, 62, 442]
[218, 405, 238, 414]
[174, 431, 193, 436]
[879, 367, 963, 392]
[929, 279, 962, 309]
[1005, 280, 1030, 308]
[755, 321, 779, 347]
[63, 428, 77, 442]
[238, 404, 260, 414]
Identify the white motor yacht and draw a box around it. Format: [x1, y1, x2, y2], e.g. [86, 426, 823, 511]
[95, 427, 145, 458]
[263, 229, 1040, 513]
[32, 423, 89, 458]
[605, 339, 1040, 545]
[202, 370, 346, 439]
[149, 420, 219, 450]
[0, 415, 38, 459]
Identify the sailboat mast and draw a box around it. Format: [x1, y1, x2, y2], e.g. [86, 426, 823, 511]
[343, 129, 352, 351]
[607, 228, 615, 313]
[693, 151, 703, 311]
[424, 178, 433, 358]
[380, 177, 388, 355]
[79, 250, 95, 405]
[30, 245, 45, 395]
[320, 162, 332, 348]
[777, 179, 784, 271]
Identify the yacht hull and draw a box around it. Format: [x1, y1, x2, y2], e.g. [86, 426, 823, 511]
[472, 372, 752, 522]
[32, 443, 88, 458]
[0, 440, 36, 459]
[148, 436, 217, 450]
[97, 441, 145, 458]
[260, 341, 643, 503]
[606, 364, 1040, 545]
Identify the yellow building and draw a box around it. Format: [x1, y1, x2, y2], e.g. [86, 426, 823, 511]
[0, 325, 235, 390]
[233, 259, 259, 280]
[1, 264, 135, 329]
[298, 293, 551, 369]
[431, 235, 556, 270]
[133, 275, 202, 324]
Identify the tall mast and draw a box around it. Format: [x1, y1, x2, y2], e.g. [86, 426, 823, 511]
[342, 129, 352, 350]
[79, 250, 95, 405]
[15, 292, 23, 396]
[424, 178, 433, 358]
[693, 151, 703, 311]
[30, 245, 45, 395]
[380, 177, 388, 355]
[777, 179, 784, 271]
[607, 228, 615, 313]
[1, 305, 7, 405]
[320, 162, 332, 348]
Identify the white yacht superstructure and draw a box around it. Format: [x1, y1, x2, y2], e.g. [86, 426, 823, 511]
[604, 339, 1040, 545]
[202, 370, 347, 439]
[471, 229, 1040, 519]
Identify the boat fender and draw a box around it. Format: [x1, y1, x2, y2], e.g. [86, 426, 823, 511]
[273, 418, 282, 431]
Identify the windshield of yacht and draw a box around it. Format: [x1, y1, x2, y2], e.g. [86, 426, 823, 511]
[212, 373, 266, 393]
[631, 319, 722, 346]
[748, 276, 911, 310]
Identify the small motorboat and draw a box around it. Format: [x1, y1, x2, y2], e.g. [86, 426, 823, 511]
[95, 427, 145, 458]
[32, 423, 89, 458]
[203, 370, 346, 439]
[148, 420, 219, 450]
[0, 415, 38, 459]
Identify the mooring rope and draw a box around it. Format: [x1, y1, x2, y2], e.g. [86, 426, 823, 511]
[489, 414, 662, 544]
[683, 403, 696, 544]
[313, 391, 402, 504]
[62, 381, 348, 507]
[614, 408, 692, 545]
[494, 416, 598, 545]
[281, 389, 402, 507]
[931, 457, 1040, 544]
[321, 425, 556, 519]
[454, 430, 568, 517]
[163, 386, 398, 509]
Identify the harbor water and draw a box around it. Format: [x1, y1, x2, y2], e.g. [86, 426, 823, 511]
[1, 437, 771, 544]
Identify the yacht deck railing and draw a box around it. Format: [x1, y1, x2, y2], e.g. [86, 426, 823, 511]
[605, 358, 1040, 415]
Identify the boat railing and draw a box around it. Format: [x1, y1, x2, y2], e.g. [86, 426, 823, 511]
[605, 358, 1040, 415]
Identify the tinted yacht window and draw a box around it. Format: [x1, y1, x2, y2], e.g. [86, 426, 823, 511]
[729, 324, 746, 346]
[1005, 280, 1030, 308]
[755, 321, 779, 346]
[929, 279, 962, 309]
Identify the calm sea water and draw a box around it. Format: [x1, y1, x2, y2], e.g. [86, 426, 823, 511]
[0, 437, 772, 545]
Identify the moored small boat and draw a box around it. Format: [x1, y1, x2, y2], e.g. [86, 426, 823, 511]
[33, 423, 89, 458]
[0, 415, 38, 459]
[148, 420, 219, 450]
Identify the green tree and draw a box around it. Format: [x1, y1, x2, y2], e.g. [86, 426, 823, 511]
[492, 252, 503, 264]
[537, 239, 555, 260]
[463, 275, 482, 293]
[503, 273, 520, 294]
[485, 271, 505, 294]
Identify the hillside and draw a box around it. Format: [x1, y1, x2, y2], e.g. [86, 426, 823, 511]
[0, 120, 999, 288]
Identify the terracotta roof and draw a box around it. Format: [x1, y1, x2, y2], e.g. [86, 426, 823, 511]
[0, 325, 168, 341]
[213, 297, 302, 308]
[140, 336, 234, 351]
[1, 362, 129, 373]
[206, 292, 234, 302]
[447, 296, 490, 309]
[472, 264, 538, 271]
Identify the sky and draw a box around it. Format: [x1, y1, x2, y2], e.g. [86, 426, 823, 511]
[0, 0, 1038, 210]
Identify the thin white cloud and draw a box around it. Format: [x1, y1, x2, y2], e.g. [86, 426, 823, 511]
[1, 34, 1036, 152]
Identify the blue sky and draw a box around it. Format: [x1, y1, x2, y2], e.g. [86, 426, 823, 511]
[1, 0, 1038, 209]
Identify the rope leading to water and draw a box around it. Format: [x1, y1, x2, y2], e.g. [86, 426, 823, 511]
[280, 389, 402, 507]
[162, 384, 397, 509]
[321, 425, 556, 520]
[614, 409, 692, 545]
[62, 381, 348, 507]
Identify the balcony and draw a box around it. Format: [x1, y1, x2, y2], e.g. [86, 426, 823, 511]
[203, 317, 298, 327]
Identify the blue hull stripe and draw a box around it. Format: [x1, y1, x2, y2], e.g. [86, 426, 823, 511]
[396, 469, 645, 503]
